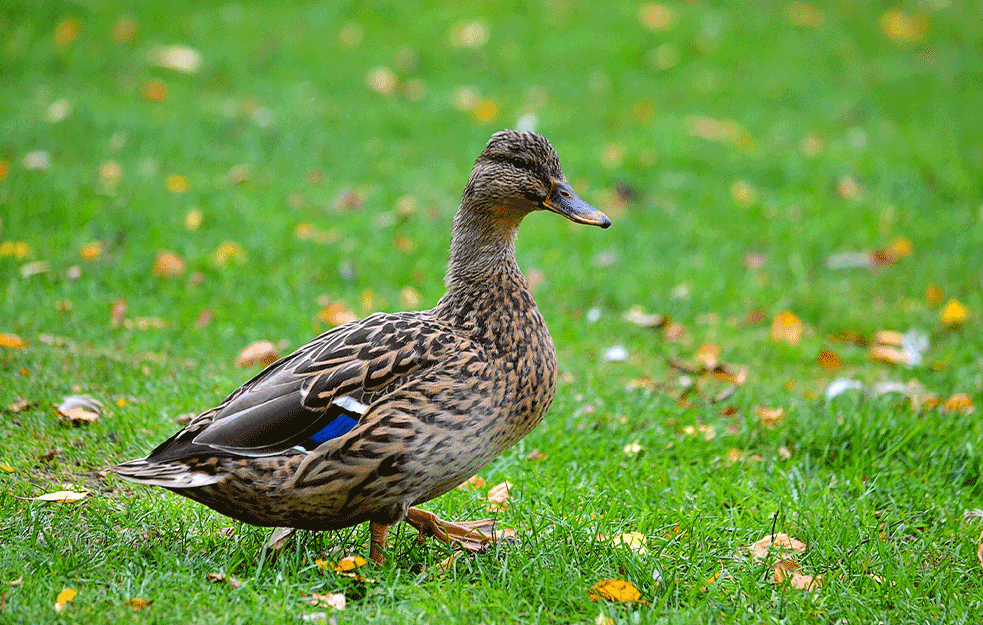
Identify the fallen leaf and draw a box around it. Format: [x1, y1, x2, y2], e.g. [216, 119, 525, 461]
[307, 592, 346, 611]
[817, 349, 841, 372]
[873, 330, 903, 347]
[33, 490, 89, 502]
[54, 587, 77, 613]
[622, 306, 667, 329]
[925, 284, 944, 306]
[79, 241, 104, 261]
[771, 311, 803, 345]
[205, 572, 241, 589]
[0, 465, 13, 473]
[942, 394, 973, 415]
[748, 533, 806, 561]
[127, 597, 152, 609]
[332, 555, 369, 576]
[588, 578, 642, 603]
[265, 526, 295, 553]
[399, 287, 421, 309]
[638, 3, 674, 31]
[610, 531, 649, 554]
[112, 16, 137, 42]
[431, 552, 461, 575]
[486, 480, 513, 511]
[211, 241, 245, 267]
[147, 45, 202, 74]
[472, 99, 499, 123]
[869, 344, 907, 366]
[880, 10, 927, 43]
[152, 250, 185, 277]
[940, 299, 968, 328]
[457, 475, 486, 490]
[755, 406, 786, 428]
[0, 333, 27, 349]
[773, 559, 822, 590]
[694, 343, 720, 369]
[141, 79, 168, 102]
[57, 394, 103, 418]
[54, 18, 79, 48]
[525, 449, 548, 461]
[236, 340, 279, 367]
[977, 531, 982, 571]
[57, 406, 99, 424]
[319, 302, 358, 326]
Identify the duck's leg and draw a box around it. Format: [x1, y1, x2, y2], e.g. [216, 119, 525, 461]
[369, 522, 390, 563]
[404, 507, 506, 554]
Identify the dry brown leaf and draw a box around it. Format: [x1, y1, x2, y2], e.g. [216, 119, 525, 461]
[205, 572, 241, 589]
[0, 333, 27, 349]
[127, 597, 152, 609]
[32, 489, 89, 502]
[873, 330, 903, 347]
[940, 299, 968, 328]
[54, 587, 77, 613]
[755, 406, 786, 428]
[869, 344, 907, 365]
[694, 343, 720, 369]
[58, 406, 99, 424]
[195, 309, 215, 328]
[712, 363, 747, 385]
[307, 592, 346, 611]
[525, 449, 548, 461]
[771, 311, 803, 345]
[663, 321, 685, 342]
[236, 340, 279, 368]
[817, 349, 841, 372]
[925, 284, 944, 306]
[152, 250, 185, 277]
[319, 302, 358, 326]
[589, 578, 644, 603]
[942, 394, 974, 415]
[749, 533, 806, 561]
[486, 480, 513, 511]
[773, 559, 822, 590]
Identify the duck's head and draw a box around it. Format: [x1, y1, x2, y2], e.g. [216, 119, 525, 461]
[462, 130, 611, 229]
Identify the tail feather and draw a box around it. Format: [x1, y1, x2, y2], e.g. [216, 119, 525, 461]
[111, 457, 222, 489]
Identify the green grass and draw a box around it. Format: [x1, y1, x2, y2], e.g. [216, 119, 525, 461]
[2, 1, 982, 623]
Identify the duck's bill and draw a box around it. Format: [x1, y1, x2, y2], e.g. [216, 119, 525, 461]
[542, 181, 611, 228]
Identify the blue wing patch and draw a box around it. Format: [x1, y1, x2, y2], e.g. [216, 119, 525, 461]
[308, 414, 359, 443]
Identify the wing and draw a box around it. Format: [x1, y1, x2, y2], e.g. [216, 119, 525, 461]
[144, 311, 468, 463]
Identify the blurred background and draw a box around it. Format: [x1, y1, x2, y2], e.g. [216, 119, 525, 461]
[1, 0, 980, 392]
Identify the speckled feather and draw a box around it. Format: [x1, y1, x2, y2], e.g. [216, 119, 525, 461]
[112, 130, 609, 536]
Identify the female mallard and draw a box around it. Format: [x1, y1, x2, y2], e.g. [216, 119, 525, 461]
[112, 130, 610, 562]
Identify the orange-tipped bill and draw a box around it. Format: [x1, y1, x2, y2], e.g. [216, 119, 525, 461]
[542, 180, 611, 228]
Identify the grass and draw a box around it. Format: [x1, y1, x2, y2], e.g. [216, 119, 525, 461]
[2, 1, 982, 622]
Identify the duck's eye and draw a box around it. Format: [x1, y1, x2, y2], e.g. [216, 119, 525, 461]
[508, 156, 530, 170]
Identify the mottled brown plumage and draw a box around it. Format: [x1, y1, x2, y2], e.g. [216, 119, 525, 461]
[112, 130, 610, 561]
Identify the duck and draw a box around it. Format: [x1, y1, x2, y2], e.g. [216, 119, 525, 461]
[112, 130, 610, 563]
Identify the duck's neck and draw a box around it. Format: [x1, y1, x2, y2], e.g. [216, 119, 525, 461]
[443, 203, 525, 295]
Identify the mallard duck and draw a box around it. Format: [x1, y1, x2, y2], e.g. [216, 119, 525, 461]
[112, 130, 610, 562]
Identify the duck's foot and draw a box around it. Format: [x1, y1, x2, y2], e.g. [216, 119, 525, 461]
[404, 506, 511, 554]
[369, 522, 390, 564]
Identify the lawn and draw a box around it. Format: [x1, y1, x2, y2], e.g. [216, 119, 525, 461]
[2, 1, 982, 623]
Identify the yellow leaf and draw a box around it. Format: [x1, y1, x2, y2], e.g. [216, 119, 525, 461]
[588, 578, 642, 603]
[333, 555, 368, 573]
[869, 344, 907, 365]
[55, 587, 77, 612]
[127, 597, 152, 609]
[79, 241, 104, 261]
[457, 475, 486, 490]
[610, 531, 649, 554]
[152, 250, 185, 277]
[319, 302, 358, 326]
[880, 11, 927, 43]
[0, 333, 27, 349]
[700, 570, 722, 591]
[185, 209, 203, 230]
[770, 311, 803, 345]
[165, 174, 188, 193]
[942, 393, 974, 415]
[211, 241, 245, 267]
[0, 464, 13, 472]
[235, 340, 279, 368]
[34, 490, 89, 502]
[755, 406, 786, 428]
[142, 79, 168, 102]
[472, 99, 499, 123]
[694, 343, 720, 369]
[940, 299, 968, 328]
